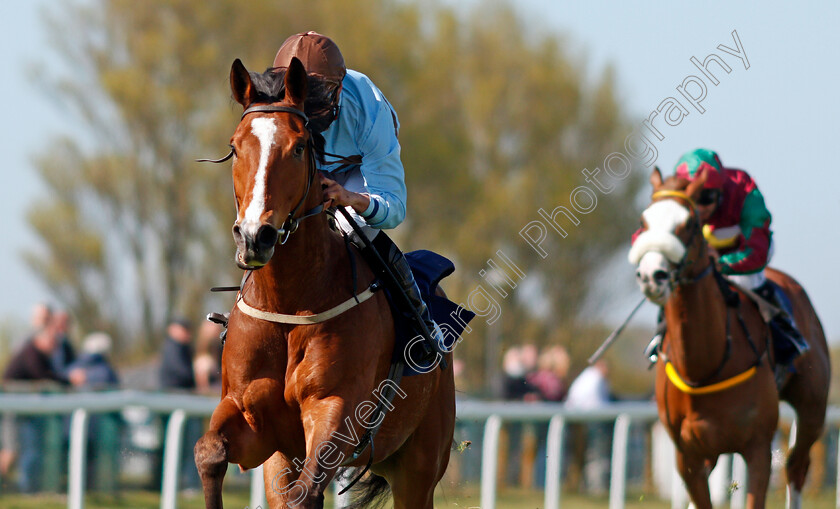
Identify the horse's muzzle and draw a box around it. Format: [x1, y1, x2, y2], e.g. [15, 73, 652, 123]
[635, 251, 671, 305]
[232, 222, 278, 268]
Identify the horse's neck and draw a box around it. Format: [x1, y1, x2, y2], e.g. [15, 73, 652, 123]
[244, 214, 346, 313]
[664, 272, 729, 381]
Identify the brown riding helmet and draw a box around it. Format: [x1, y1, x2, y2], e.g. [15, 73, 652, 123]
[273, 31, 346, 84]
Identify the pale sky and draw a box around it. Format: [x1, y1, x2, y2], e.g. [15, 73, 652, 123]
[2, 1, 839, 342]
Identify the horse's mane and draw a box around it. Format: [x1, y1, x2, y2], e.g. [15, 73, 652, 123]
[246, 68, 335, 158]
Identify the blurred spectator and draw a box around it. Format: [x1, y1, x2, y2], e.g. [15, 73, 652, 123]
[528, 346, 571, 488]
[158, 317, 201, 491]
[29, 302, 52, 330]
[565, 360, 613, 495]
[452, 358, 466, 393]
[66, 332, 119, 389]
[500, 345, 540, 489]
[566, 360, 611, 409]
[501, 346, 538, 401]
[50, 311, 76, 376]
[160, 318, 195, 391]
[527, 346, 570, 402]
[193, 321, 223, 394]
[66, 332, 121, 493]
[519, 344, 538, 372]
[2, 306, 80, 493]
[4, 311, 68, 385]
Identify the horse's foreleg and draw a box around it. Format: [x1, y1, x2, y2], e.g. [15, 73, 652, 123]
[288, 399, 371, 508]
[262, 451, 312, 509]
[195, 397, 272, 509]
[195, 429, 228, 509]
[742, 446, 771, 509]
[675, 450, 712, 509]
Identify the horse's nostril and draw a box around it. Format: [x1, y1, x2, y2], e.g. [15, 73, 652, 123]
[232, 224, 242, 239]
[653, 270, 669, 283]
[255, 225, 279, 248]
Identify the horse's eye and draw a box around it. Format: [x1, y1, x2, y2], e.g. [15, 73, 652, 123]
[294, 144, 305, 157]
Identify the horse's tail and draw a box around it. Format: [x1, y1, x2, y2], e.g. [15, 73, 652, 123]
[342, 469, 391, 509]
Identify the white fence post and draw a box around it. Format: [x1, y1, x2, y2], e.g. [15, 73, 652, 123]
[480, 415, 503, 509]
[609, 414, 631, 509]
[544, 415, 565, 509]
[834, 426, 840, 509]
[68, 408, 90, 509]
[709, 454, 731, 506]
[161, 409, 188, 509]
[786, 419, 798, 509]
[731, 453, 747, 509]
[0, 392, 832, 509]
[251, 464, 267, 509]
[671, 471, 688, 509]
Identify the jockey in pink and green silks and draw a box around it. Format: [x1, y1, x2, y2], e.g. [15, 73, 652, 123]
[637, 148, 808, 377]
[673, 148, 773, 280]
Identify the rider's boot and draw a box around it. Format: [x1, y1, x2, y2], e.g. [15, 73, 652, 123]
[362, 232, 447, 368]
[644, 308, 666, 366]
[754, 281, 809, 383]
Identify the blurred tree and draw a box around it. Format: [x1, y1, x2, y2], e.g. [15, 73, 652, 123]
[26, 0, 643, 367]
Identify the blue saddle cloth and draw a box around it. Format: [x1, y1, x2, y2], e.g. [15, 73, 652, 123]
[765, 280, 800, 363]
[385, 250, 475, 376]
[767, 280, 795, 317]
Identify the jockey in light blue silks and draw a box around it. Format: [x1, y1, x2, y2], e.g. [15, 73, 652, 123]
[272, 32, 445, 362]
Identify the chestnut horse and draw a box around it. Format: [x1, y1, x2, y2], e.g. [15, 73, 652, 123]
[630, 168, 829, 508]
[194, 58, 455, 509]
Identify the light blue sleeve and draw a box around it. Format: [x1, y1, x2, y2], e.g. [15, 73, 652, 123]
[354, 82, 407, 229]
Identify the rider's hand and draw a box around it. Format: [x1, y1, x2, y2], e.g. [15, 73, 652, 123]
[320, 173, 371, 214]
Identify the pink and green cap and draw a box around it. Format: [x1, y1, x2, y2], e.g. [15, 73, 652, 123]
[674, 148, 724, 189]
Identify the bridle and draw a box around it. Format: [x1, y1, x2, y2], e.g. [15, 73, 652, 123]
[649, 190, 764, 393]
[197, 104, 324, 246]
[650, 190, 713, 286]
[241, 105, 324, 245]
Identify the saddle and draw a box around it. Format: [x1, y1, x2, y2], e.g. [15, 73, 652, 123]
[391, 250, 474, 376]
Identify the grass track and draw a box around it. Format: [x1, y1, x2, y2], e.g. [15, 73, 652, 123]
[0, 486, 835, 508]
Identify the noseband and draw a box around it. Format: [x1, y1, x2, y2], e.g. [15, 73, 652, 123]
[198, 104, 324, 246]
[650, 190, 712, 286]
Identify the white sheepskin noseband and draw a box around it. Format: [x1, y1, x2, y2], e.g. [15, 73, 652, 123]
[628, 200, 690, 265]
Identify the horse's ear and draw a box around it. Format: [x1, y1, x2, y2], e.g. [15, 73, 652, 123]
[230, 58, 255, 107]
[686, 169, 709, 201]
[650, 166, 664, 189]
[284, 57, 308, 106]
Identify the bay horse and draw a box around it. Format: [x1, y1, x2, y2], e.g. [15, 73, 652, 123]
[194, 57, 456, 509]
[629, 168, 830, 508]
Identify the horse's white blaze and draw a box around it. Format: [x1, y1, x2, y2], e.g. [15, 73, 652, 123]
[628, 200, 690, 265]
[242, 117, 277, 235]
